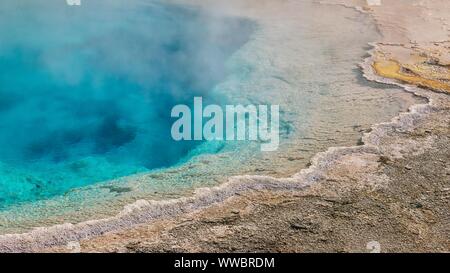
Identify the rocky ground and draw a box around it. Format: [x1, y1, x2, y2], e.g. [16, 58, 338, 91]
[63, 132, 450, 252]
[49, 87, 449, 253]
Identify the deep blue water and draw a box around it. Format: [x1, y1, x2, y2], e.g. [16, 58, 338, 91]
[0, 0, 254, 207]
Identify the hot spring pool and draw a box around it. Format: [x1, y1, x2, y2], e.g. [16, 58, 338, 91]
[0, 0, 254, 207]
[0, 1, 422, 234]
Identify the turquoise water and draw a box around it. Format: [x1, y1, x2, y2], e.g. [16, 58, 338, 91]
[0, 0, 254, 207]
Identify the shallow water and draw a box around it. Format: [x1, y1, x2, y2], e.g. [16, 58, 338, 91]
[0, 1, 422, 234]
[0, 0, 254, 207]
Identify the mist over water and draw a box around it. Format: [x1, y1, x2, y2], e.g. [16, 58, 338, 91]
[0, 0, 254, 207]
